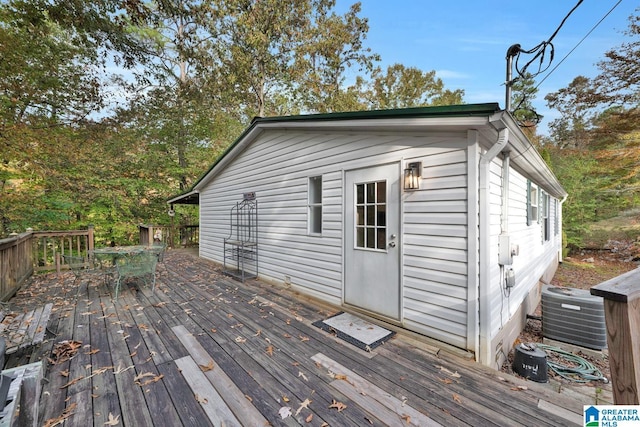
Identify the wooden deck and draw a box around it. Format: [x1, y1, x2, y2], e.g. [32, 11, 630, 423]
[3, 250, 606, 426]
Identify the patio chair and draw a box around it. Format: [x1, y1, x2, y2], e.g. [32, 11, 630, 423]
[61, 254, 89, 285]
[114, 251, 158, 300]
[151, 242, 167, 262]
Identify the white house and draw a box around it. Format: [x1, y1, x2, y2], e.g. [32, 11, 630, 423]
[169, 103, 567, 367]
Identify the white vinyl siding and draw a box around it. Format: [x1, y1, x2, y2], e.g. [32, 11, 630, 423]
[402, 146, 469, 349]
[200, 131, 466, 308]
[487, 167, 563, 340]
[197, 123, 564, 356]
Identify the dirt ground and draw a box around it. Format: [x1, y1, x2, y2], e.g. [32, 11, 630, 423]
[501, 239, 640, 385]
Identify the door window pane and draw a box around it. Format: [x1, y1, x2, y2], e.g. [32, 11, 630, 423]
[355, 180, 387, 251]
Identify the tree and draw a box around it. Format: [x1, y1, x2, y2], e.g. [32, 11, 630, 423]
[509, 72, 540, 127]
[364, 63, 464, 110]
[594, 12, 640, 106]
[544, 76, 599, 148]
[295, 1, 379, 113]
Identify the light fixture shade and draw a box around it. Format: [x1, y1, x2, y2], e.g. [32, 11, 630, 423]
[404, 162, 421, 190]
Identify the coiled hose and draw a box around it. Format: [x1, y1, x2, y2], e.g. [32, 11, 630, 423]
[536, 343, 607, 383]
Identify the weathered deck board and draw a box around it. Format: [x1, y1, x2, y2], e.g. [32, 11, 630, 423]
[88, 284, 121, 426]
[0, 250, 601, 426]
[174, 355, 242, 426]
[172, 324, 269, 427]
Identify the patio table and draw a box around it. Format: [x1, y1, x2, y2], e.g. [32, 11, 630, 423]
[90, 245, 162, 299]
[90, 245, 163, 284]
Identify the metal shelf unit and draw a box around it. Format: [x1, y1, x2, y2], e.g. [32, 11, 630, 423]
[223, 197, 258, 282]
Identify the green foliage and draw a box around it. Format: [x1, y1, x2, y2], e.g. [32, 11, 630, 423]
[364, 64, 464, 109]
[547, 149, 601, 248]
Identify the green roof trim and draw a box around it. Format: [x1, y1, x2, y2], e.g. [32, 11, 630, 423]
[179, 103, 502, 196]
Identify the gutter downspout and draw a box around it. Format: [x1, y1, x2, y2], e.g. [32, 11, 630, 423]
[559, 194, 568, 262]
[478, 127, 509, 366]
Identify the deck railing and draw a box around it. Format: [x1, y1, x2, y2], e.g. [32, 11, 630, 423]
[138, 224, 199, 248]
[0, 226, 95, 301]
[0, 232, 34, 301]
[592, 270, 640, 404]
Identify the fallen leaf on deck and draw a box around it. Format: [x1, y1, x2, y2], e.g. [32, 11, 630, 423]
[43, 402, 77, 427]
[84, 348, 100, 355]
[199, 360, 215, 372]
[253, 329, 262, 336]
[235, 336, 246, 343]
[329, 399, 347, 412]
[245, 395, 253, 402]
[295, 398, 312, 415]
[439, 377, 453, 385]
[299, 335, 310, 342]
[195, 394, 208, 404]
[306, 413, 313, 423]
[436, 365, 461, 378]
[60, 370, 70, 377]
[60, 375, 85, 389]
[104, 412, 120, 426]
[298, 371, 308, 381]
[134, 372, 156, 381]
[135, 374, 164, 386]
[452, 393, 462, 404]
[266, 345, 274, 356]
[282, 395, 290, 403]
[48, 340, 83, 365]
[401, 414, 411, 424]
[279, 407, 292, 419]
[113, 363, 134, 374]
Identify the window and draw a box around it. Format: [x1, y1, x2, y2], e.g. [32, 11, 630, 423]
[527, 181, 538, 225]
[554, 199, 559, 236]
[308, 176, 322, 234]
[355, 180, 387, 250]
[542, 192, 550, 241]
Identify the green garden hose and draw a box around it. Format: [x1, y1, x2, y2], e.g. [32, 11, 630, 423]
[536, 343, 607, 383]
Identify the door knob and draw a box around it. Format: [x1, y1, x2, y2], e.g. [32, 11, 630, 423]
[389, 242, 396, 248]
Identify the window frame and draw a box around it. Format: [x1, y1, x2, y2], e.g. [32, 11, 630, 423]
[308, 176, 323, 235]
[527, 180, 539, 226]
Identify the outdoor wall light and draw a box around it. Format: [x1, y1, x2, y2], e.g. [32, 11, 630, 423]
[404, 162, 421, 191]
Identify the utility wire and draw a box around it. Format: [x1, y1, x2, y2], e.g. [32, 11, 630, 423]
[536, 0, 623, 89]
[515, 0, 584, 79]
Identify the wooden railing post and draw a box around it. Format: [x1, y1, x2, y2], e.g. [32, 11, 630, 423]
[88, 225, 94, 253]
[591, 269, 640, 405]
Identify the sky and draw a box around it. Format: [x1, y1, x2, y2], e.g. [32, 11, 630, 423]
[335, 0, 637, 134]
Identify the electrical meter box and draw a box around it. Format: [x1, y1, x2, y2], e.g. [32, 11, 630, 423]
[499, 234, 518, 266]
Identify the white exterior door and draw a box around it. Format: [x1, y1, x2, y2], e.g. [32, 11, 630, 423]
[344, 163, 401, 320]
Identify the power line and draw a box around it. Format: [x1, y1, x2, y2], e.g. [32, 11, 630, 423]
[514, 0, 584, 80]
[536, 0, 623, 89]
